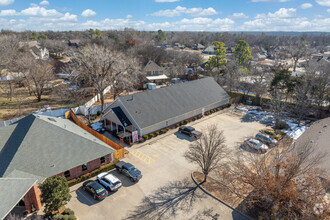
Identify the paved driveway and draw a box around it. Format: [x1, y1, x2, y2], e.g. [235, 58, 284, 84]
[67, 111, 266, 220]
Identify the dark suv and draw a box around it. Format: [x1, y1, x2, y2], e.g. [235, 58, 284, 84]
[82, 180, 108, 200]
[179, 126, 202, 139]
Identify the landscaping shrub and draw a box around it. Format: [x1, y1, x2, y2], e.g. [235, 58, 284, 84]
[166, 128, 170, 131]
[216, 108, 220, 111]
[160, 129, 166, 134]
[62, 208, 74, 216]
[198, 115, 202, 119]
[184, 120, 189, 124]
[68, 162, 117, 187]
[155, 132, 160, 136]
[149, 133, 154, 139]
[175, 123, 180, 128]
[139, 137, 145, 143]
[180, 121, 184, 126]
[211, 109, 215, 113]
[53, 214, 75, 220]
[143, 135, 149, 140]
[276, 121, 289, 130]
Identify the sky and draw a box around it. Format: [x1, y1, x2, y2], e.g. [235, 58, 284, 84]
[0, 0, 329, 32]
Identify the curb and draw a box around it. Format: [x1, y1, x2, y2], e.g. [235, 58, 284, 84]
[190, 172, 252, 220]
[131, 108, 231, 150]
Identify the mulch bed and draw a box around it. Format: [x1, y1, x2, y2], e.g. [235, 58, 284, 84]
[193, 171, 243, 208]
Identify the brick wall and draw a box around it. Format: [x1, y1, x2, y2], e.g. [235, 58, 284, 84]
[57, 153, 113, 181]
[24, 184, 42, 213]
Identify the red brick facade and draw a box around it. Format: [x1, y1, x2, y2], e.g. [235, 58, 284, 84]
[57, 153, 113, 181]
[24, 153, 113, 213]
[24, 184, 42, 213]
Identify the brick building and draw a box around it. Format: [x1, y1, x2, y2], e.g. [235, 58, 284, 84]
[0, 113, 123, 219]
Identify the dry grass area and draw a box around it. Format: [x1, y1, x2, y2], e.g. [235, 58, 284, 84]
[193, 171, 243, 208]
[0, 81, 84, 121]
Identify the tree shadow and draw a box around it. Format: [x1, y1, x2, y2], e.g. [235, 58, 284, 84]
[241, 112, 274, 126]
[75, 186, 103, 206]
[126, 178, 205, 220]
[188, 208, 220, 220]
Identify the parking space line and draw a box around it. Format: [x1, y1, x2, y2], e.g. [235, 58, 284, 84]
[130, 149, 155, 164]
[149, 145, 168, 155]
[158, 141, 176, 151]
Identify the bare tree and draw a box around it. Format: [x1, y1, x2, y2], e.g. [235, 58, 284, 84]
[250, 65, 271, 105]
[25, 61, 54, 102]
[286, 37, 312, 72]
[222, 58, 241, 92]
[307, 60, 330, 118]
[217, 142, 329, 219]
[72, 44, 141, 111]
[291, 75, 313, 125]
[0, 35, 20, 101]
[184, 124, 228, 183]
[269, 69, 295, 127]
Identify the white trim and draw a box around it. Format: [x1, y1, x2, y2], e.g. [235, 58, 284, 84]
[118, 98, 143, 135]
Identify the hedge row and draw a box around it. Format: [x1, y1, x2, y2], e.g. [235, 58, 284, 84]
[142, 104, 231, 142]
[67, 161, 118, 187]
[53, 208, 76, 220]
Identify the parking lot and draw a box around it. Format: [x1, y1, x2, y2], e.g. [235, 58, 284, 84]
[67, 111, 266, 220]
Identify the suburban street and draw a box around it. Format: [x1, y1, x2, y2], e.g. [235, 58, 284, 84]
[67, 111, 266, 220]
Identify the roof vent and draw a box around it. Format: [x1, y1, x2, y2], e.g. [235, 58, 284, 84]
[50, 164, 55, 168]
[48, 118, 57, 122]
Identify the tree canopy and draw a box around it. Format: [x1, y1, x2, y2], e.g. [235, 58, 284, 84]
[39, 176, 72, 217]
[233, 40, 252, 66]
[206, 41, 227, 70]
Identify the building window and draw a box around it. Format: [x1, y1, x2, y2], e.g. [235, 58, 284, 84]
[64, 170, 70, 178]
[100, 156, 105, 164]
[82, 164, 87, 171]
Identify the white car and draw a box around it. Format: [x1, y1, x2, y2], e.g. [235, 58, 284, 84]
[244, 138, 269, 153]
[97, 172, 122, 191]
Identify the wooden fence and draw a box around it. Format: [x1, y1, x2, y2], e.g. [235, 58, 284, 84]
[65, 110, 125, 160]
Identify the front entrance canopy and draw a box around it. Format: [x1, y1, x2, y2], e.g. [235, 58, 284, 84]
[146, 74, 169, 81]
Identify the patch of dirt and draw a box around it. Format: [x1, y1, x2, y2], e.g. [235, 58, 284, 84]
[193, 171, 243, 208]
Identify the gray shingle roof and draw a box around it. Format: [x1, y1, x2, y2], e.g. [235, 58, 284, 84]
[0, 114, 116, 181]
[295, 117, 330, 177]
[0, 178, 37, 220]
[143, 60, 164, 73]
[118, 77, 230, 129]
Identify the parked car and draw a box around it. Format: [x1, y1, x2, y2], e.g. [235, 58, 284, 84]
[243, 138, 269, 153]
[260, 129, 284, 140]
[97, 172, 122, 191]
[178, 126, 202, 139]
[115, 161, 142, 182]
[82, 180, 108, 200]
[256, 132, 278, 147]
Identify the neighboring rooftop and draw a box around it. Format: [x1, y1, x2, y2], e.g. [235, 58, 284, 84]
[117, 77, 230, 129]
[295, 117, 330, 176]
[143, 60, 164, 73]
[0, 114, 116, 181]
[0, 178, 37, 219]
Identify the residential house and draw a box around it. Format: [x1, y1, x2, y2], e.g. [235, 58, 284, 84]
[143, 60, 169, 85]
[203, 45, 217, 54]
[0, 113, 123, 219]
[68, 39, 80, 48]
[102, 77, 230, 139]
[193, 43, 205, 50]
